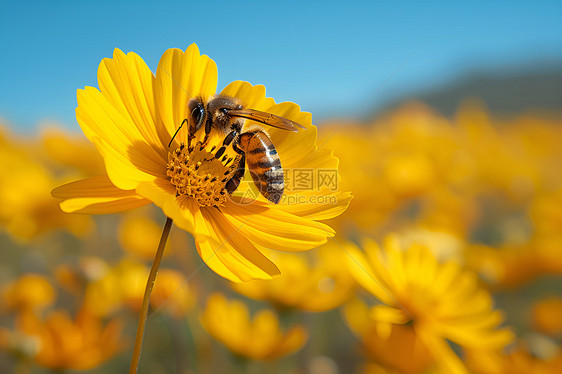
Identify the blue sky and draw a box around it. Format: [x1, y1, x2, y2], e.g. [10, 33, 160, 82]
[1, 1, 561, 132]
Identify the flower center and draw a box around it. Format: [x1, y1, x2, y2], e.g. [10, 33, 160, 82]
[167, 141, 240, 207]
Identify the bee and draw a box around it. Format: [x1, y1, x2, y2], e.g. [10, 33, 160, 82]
[170, 96, 305, 204]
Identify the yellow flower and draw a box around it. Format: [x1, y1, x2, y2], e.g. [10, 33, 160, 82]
[0, 126, 92, 240]
[232, 241, 355, 312]
[465, 342, 562, 374]
[318, 103, 468, 236]
[2, 274, 55, 312]
[52, 44, 350, 282]
[343, 298, 433, 374]
[40, 125, 105, 176]
[201, 293, 307, 360]
[118, 211, 173, 260]
[16, 309, 124, 370]
[346, 236, 513, 373]
[84, 259, 195, 317]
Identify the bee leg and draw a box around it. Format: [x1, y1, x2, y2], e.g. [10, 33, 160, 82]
[225, 155, 245, 194]
[214, 130, 238, 159]
[168, 118, 188, 148]
[201, 117, 213, 145]
[232, 138, 246, 155]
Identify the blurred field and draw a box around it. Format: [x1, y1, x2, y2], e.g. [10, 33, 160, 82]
[1, 94, 562, 373]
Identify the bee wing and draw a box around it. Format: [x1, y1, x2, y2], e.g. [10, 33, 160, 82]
[228, 109, 306, 132]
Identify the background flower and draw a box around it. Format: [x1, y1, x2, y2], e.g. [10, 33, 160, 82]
[201, 293, 308, 361]
[346, 235, 513, 373]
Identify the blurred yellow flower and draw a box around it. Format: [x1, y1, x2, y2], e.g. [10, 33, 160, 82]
[317, 121, 399, 232]
[0, 127, 92, 240]
[232, 242, 355, 312]
[346, 236, 513, 373]
[84, 259, 195, 317]
[51, 44, 350, 282]
[16, 309, 124, 370]
[201, 293, 307, 360]
[465, 343, 562, 374]
[321, 101, 562, 248]
[2, 274, 55, 312]
[465, 244, 539, 288]
[532, 297, 562, 336]
[40, 126, 105, 175]
[118, 212, 173, 260]
[343, 298, 433, 374]
[383, 153, 436, 199]
[319, 103, 470, 236]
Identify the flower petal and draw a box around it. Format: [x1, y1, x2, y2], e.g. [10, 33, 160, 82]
[154, 44, 218, 149]
[51, 175, 150, 214]
[276, 191, 352, 221]
[195, 207, 280, 282]
[220, 81, 276, 111]
[97, 49, 168, 160]
[416, 330, 468, 374]
[135, 179, 196, 233]
[273, 326, 308, 359]
[76, 86, 165, 182]
[370, 305, 409, 324]
[345, 243, 395, 305]
[221, 200, 333, 252]
[93, 137, 163, 191]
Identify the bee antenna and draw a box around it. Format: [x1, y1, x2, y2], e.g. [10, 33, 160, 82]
[169, 118, 188, 148]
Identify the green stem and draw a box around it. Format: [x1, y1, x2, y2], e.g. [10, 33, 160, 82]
[129, 217, 173, 374]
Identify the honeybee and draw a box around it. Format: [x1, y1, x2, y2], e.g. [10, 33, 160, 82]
[170, 96, 305, 204]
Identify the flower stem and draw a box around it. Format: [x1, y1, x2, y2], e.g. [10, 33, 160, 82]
[129, 217, 173, 374]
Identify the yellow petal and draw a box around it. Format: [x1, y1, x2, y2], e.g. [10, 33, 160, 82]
[221, 200, 333, 252]
[97, 49, 167, 160]
[135, 179, 195, 233]
[284, 148, 339, 177]
[444, 326, 514, 350]
[264, 101, 316, 165]
[342, 297, 375, 336]
[195, 207, 280, 282]
[251, 310, 281, 355]
[370, 305, 409, 324]
[345, 244, 394, 304]
[220, 81, 275, 111]
[51, 175, 150, 214]
[196, 238, 241, 282]
[76, 87, 166, 183]
[274, 325, 308, 359]
[416, 330, 468, 374]
[93, 137, 163, 191]
[276, 191, 352, 221]
[154, 44, 218, 149]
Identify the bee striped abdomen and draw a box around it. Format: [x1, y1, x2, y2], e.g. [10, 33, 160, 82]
[239, 130, 284, 204]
